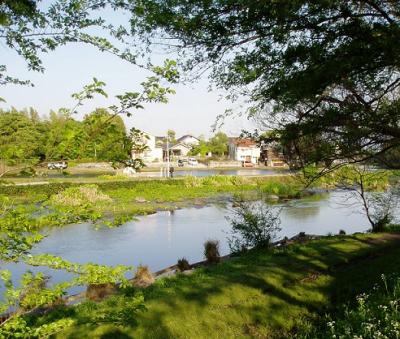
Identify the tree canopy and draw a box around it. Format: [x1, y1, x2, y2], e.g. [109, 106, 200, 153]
[190, 132, 228, 157]
[0, 107, 129, 165]
[130, 0, 400, 169]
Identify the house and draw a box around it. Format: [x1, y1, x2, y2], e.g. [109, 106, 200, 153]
[176, 135, 200, 146]
[260, 141, 288, 167]
[131, 132, 163, 163]
[228, 138, 260, 165]
[163, 142, 192, 160]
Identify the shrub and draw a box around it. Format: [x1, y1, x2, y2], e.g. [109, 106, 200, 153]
[133, 265, 155, 287]
[298, 274, 400, 338]
[177, 258, 191, 271]
[204, 240, 220, 263]
[227, 201, 281, 253]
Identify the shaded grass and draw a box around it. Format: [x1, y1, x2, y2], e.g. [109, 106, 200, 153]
[44, 233, 400, 338]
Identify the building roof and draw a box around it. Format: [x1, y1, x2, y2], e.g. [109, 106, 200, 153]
[230, 138, 258, 147]
[177, 135, 199, 142]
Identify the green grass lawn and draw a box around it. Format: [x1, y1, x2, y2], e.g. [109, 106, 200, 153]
[35, 233, 400, 338]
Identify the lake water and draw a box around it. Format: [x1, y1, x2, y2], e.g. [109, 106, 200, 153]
[160, 168, 289, 177]
[1, 190, 377, 295]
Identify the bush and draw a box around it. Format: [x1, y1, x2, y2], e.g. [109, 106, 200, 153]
[177, 258, 191, 271]
[133, 265, 155, 287]
[338, 229, 346, 235]
[298, 274, 400, 338]
[227, 201, 281, 253]
[204, 240, 220, 263]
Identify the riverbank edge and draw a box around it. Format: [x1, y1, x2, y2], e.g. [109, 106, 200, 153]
[38, 231, 400, 338]
[24, 231, 391, 308]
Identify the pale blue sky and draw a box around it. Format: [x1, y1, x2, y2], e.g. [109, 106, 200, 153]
[0, 6, 257, 138]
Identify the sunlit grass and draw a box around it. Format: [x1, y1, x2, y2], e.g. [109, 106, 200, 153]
[43, 233, 400, 338]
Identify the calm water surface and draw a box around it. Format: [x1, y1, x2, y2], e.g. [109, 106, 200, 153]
[168, 168, 288, 177]
[1, 191, 379, 294]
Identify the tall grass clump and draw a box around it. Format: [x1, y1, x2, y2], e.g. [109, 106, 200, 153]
[204, 240, 220, 263]
[226, 201, 281, 253]
[299, 274, 400, 338]
[177, 258, 191, 271]
[49, 184, 111, 207]
[97, 174, 130, 181]
[261, 179, 301, 198]
[202, 175, 232, 187]
[183, 176, 203, 188]
[133, 265, 155, 287]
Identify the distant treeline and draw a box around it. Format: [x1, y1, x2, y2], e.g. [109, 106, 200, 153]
[0, 107, 130, 163]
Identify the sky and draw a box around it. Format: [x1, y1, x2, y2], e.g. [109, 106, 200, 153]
[0, 8, 258, 139]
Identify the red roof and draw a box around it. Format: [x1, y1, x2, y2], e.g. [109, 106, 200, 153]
[231, 138, 257, 147]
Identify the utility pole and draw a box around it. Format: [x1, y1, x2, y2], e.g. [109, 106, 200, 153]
[166, 133, 170, 178]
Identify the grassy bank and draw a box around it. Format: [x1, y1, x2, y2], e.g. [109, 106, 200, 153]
[28, 232, 400, 338]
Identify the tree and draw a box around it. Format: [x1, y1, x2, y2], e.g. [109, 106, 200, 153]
[0, 108, 47, 176]
[335, 165, 398, 232]
[130, 1, 400, 171]
[190, 140, 211, 157]
[208, 132, 228, 156]
[45, 111, 85, 161]
[82, 108, 128, 161]
[167, 129, 176, 144]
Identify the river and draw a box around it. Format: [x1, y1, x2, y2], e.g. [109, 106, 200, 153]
[1, 190, 379, 295]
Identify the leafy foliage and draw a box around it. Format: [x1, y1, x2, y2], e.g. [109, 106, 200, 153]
[299, 274, 400, 338]
[130, 0, 400, 168]
[190, 132, 229, 157]
[227, 201, 281, 253]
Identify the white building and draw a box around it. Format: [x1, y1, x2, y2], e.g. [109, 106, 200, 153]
[176, 135, 200, 146]
[131, 132, 163, 163]
[228, 138, 260, 165]
[163, 142, 192, 159]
